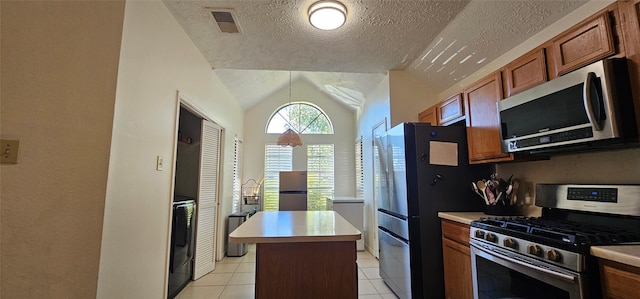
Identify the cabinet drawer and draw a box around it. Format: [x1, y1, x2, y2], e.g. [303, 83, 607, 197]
[551, 12, 615, 76]
[438, 93, 465, 126]
[441, 219, 470, 245]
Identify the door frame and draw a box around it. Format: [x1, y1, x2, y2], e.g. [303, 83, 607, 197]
[370, 118, 387, 259]
[168, 91, 225, 281]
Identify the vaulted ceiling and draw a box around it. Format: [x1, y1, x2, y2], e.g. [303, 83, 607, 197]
[163, 0, 588, 110]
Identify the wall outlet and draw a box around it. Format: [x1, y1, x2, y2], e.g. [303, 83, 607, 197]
[1, 139, 20, 164]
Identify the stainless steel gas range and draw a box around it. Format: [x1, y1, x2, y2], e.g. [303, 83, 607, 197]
[469, 184, 640, 299]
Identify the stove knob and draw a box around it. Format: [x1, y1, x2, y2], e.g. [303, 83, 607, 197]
[485, 233, 497, 243]
[527, 244, 543, 257]
[547, 249, 562, 262]
[503, 238, 518, 249]
[474, 230, 485, 239]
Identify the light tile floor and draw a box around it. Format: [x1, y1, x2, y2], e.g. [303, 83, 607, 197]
[176, 244, 398, 299]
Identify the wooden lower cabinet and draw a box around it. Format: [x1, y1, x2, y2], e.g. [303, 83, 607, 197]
[599, 259, 640, 299]
[441, 220, 473, 299]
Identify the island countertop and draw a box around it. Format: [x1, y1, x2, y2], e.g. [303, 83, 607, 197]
[229, 211, 361, 244]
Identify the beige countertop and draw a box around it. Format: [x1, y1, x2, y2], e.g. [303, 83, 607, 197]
[438, 207, 542, 225]
[591, 245, 640, 268]
[437, 212, 489, 225]
[229, 211, 361, 244]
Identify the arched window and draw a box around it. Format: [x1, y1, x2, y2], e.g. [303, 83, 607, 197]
[266, 102, 333, 134]
[263, 102, 334, 211]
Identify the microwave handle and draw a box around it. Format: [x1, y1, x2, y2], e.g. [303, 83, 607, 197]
[583, 72, 603, 131]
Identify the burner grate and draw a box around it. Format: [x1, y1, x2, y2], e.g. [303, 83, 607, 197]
[474, 216, 640, 247]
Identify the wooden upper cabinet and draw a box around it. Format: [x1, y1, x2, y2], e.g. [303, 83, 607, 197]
[618, 0, 640, 133]
[464, 72, 513, 164]
[550, 11, 615, 76]
[418, 105, 439, 125]
[438, 93, 465, 126]
[503, 49, 547, 98]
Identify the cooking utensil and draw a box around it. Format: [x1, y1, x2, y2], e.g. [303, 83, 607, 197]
[472, 182, 485, 199]
[510, 180, 520, 205]
[486, 187, 496, 204]
[497, 179, 509, 205]
[477, 180, 489, 205]
[495, 191, 503, 205]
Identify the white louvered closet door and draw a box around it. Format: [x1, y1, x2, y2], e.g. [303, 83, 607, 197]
[193, 119, 222, 279]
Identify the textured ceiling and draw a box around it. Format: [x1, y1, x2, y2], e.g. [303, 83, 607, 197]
[163, 0, 588, 110]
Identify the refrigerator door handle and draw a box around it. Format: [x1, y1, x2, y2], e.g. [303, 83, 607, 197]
[378, 226, 409, 245]
[377, 208, 408, 220]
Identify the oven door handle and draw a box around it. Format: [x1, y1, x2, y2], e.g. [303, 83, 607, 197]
[471, 242, 577, 283]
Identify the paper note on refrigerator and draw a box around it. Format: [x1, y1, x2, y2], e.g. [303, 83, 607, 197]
[429, 141, 458, 166]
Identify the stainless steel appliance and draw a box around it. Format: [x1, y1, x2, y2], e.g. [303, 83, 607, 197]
[279, 171, 307, 211]
[227, 212, 249, 257]
[168, 197, 196, 299]
[470, 184, 640, 299]
[377, 122, 490, 299]
[498, 59, 637, 154]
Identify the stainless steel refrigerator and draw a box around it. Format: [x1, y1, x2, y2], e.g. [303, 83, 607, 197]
[376, 123, 489, 299]
[279, 171, 308, 211]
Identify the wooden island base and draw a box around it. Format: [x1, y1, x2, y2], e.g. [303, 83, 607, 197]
[228, 211, 362, 298]
[255, 241, 357, 298]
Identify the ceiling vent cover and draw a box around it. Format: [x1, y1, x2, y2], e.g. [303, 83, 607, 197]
[210, 10, 240, 33]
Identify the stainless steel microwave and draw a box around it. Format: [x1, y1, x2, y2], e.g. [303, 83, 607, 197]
[498, 59, 638, 154]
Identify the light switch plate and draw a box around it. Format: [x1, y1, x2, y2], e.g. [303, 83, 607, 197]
[1, 139, 20, 164]
[156, 155, 163, 171]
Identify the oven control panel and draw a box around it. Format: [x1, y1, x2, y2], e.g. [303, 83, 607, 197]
[470, 227, 584, 272]
[567, 187, 618, 202]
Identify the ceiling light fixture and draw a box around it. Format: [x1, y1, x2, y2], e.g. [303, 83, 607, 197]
[276, 71, 303, 147]
[308, 1, 347, 30]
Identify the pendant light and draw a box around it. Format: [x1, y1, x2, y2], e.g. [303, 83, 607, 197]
[277, 71, 303, 147]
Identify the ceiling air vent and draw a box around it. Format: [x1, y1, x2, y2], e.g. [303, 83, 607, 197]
[210, 10, 240, 33]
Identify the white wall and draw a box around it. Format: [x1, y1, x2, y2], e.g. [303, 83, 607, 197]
[1, 1, 125, 298]
[389, 70, 439, 126]
[243, 78, 357, 197]
[356, 76, 391, 254]
[97, 1, 243, 298]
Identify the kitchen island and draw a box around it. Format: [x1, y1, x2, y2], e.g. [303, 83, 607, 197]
[228, 211, 361, 298]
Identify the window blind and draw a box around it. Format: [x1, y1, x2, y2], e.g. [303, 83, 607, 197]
[232, 137, 242, 214]
[307, 144, 334, 211]
[355, 138, 364, 199]
[263, 145, 292, 211]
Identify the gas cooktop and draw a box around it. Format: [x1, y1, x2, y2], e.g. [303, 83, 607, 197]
[471, 184, 640, 255]
[472, 216, 640, 253]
